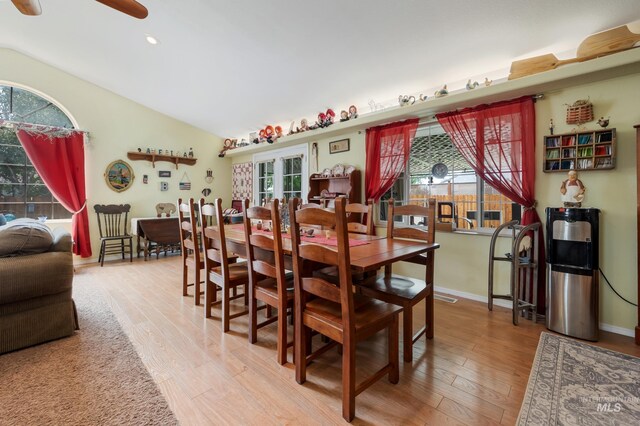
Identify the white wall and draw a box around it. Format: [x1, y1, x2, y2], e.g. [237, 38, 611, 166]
[0, 48, 232, 260]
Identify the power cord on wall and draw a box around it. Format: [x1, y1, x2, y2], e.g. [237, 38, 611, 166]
[599, 268, 638, 307]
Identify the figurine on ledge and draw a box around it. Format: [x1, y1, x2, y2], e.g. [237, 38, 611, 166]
[348, 105, 358, 119]
[297, 118, 310, 133]
[560, 170, 586, 207]
[218, 138, 236, 158]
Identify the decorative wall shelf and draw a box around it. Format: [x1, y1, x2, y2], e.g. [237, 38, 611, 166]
[127, 152, 197, 169]
[543, 129, 616, 172]
[224, 48, 640, 158]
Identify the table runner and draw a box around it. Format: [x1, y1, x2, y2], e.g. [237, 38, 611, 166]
[229, 224, 369, 247]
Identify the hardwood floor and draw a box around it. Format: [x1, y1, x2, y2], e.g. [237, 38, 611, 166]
[75, 257, 640, 425]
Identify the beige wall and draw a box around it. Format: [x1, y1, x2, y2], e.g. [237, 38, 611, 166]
[404, 73, 640, 332]
[534, 73, 640, 331]
[0, 48, 231, 260]
[232, 72, 640, 332]
[7, 46, 635, 331]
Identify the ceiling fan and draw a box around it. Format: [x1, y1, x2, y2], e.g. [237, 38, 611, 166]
[11, 0, 148, 19]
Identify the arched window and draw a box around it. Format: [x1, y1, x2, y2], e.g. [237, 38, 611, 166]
[0, 84, 74, 220]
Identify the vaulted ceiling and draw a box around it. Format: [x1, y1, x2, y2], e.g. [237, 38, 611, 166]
[1, 0, 639, 140]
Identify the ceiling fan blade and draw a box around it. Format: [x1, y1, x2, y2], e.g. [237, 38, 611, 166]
[95, 0, 148, 19]
[11, 0, 42, 16]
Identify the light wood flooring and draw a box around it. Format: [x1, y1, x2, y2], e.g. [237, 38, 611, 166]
[75, 256, 640, 425]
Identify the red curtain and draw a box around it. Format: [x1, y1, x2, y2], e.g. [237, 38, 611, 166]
[365, 118, 419, 202]
[17, 130, 92, 258]
[436, 96, 545, 314]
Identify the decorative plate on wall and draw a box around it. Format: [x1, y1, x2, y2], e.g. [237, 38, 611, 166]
[105, 159, 134, 192]
[431, 162, 448, 179]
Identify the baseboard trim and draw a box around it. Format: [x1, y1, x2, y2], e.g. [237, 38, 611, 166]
[434, 285, 513, 309]
[73, 253, 135, 265]
[599, 322, 635, 338]
[434, 285, 636, 338]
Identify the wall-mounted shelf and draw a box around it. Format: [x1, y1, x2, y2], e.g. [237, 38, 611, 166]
[543, 128, 616, 172]
[127, 152, 197, 169]
[224, 48, 640, 158]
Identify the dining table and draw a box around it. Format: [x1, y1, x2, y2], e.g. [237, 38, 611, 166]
[220, 224, 440, 337]
[131, 216, 181, 260]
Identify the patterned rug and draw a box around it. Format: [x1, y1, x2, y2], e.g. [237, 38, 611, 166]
[518, 332, 640, 425]
[0, 282, 178, 425]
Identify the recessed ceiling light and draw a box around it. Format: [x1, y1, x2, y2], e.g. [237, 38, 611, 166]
[145, 34, 159, 45]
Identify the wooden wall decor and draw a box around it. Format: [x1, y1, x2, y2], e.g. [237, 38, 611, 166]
[565, 99, 594, 125]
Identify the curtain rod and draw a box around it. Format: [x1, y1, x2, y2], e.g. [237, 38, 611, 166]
[0, 119, 87, 134]
[427, 93, 544, 120]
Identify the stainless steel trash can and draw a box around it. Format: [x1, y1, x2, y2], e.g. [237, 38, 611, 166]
[546, 208, 600, 341]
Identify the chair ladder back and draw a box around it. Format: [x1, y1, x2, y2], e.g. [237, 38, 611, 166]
[387, 198, 436, 244]
[243, 199, 286, 283]
[295, 205, 338, 229]
[243, 197, 293, 323]
[178, 198, 196, 254]
[386, 198, 436, 272]
[199, 199, 230, 281]
[290, 197, 354, 325]
[177, 198, 190, 236]
[345, 201, 374, 235]
[186, 198, 201, 256]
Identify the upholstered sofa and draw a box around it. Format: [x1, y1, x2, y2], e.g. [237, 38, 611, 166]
[0, 221, 77, 354]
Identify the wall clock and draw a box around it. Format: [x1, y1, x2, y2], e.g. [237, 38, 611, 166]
[432, 162, 448, 179]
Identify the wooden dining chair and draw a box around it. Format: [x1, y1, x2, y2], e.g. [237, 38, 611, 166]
[346, 200, 374, 235]
[93, 204, 133, 267]
[314, 200, 374, 282]
[200, 198, 249, 331]
[243, 198, 294, 365]
[289, 197, 401, 422]
[177, 198, 205, 304]
[356, 198, 436, 363]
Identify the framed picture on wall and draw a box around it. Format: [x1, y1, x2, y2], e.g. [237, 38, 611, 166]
[329, 138, 350, 154]
[158, 170, 171, 178]
[104, 160, 134, 192]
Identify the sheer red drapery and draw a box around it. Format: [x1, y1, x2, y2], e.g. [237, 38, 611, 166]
[17, 130, 92, 258]
[365, 118, 419, 202]
[436, 96, 545, 314]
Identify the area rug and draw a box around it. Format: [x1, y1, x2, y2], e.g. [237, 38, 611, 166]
[0, 283, 178, 425]
[518, 332, 640, 425]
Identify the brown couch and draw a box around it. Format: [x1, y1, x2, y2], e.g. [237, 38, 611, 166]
[0, 227, 78, 354]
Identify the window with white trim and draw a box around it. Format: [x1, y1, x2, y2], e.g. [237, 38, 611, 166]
[255, 160, 275, 205]
[378, 124, 518, 230]
[0, 85, 74, 220]
[253, 144, 308, 206]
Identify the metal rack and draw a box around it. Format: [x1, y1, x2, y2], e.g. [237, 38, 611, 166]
[488, 220, 540, 325]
